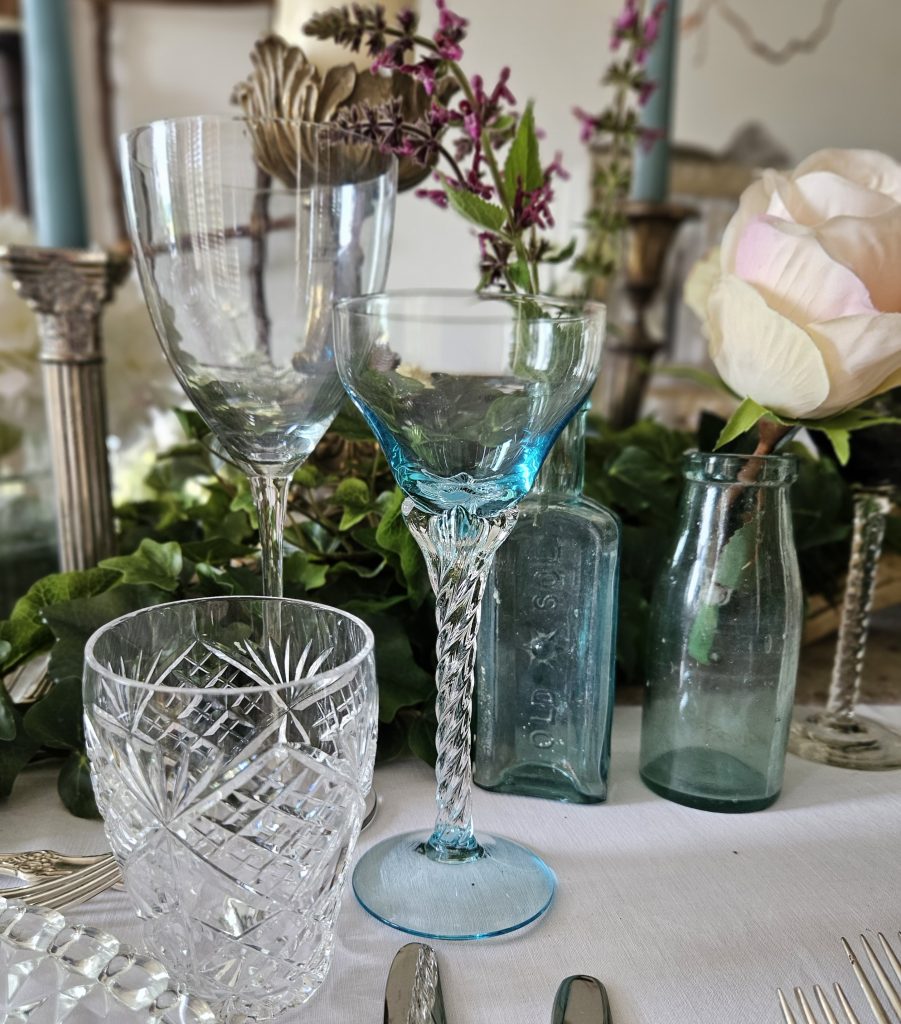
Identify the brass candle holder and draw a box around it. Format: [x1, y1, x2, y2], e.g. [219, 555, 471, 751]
[594, 200, 696, 429]
[0, 245, 130, 571]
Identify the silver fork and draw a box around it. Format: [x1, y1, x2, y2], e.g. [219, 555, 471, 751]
[841, 934, 901, 1024]
[778, 983, 862, 1024]
[0, 854, 120, 911]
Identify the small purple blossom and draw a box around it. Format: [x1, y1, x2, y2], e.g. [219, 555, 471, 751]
[415, 186, 449, 208]
[434, 0, 468, 60]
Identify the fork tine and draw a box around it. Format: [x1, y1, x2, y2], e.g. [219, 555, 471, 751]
[779, 988, 801, 1024]
[843, 937, 893, 1024]
[43, 863, 122, 911]
[7, 857, 119, 906]
[834, 982, 864, 1024]
[878, 933, 901, 989]
[797, 987, 824, 1024]
[815, 985, 842, 1024]
[859, 934, 901, 1020]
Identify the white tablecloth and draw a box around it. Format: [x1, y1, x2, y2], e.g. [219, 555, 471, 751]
[3, 705, 900, 1023]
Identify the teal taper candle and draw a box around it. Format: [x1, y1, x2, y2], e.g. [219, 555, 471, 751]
[631, 0, 680, 203]
[22, 0, 89, 248]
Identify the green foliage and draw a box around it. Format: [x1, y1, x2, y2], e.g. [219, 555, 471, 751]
[0, 399, 438, 814]
[503, 101, 542, 202]
[443, 186, 506, 231]
[1, 401, 895, 814]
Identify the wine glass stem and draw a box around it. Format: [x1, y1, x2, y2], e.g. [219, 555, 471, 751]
[403, 500, 517, 862]
[250, 474, 290, 598]
[824, 487, 893, 722]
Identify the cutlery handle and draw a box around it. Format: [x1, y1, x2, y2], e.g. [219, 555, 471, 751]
[552, 975, 612, 1024]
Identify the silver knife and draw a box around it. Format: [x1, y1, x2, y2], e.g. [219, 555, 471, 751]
[384, 942, 447, 1024]
[551, 975, 612, 1024]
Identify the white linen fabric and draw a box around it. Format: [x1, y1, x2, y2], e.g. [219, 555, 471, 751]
[2, 705, 900, 1023]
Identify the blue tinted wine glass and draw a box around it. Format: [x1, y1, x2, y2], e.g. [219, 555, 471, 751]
[121, 116, 397, 595]
[335, 290, 605, 939]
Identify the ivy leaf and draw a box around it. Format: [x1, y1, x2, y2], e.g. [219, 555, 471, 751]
[330, 399, 375, 441]
[0, 567, 119, 672]
[57, 750, 100, 819]
[503, 101, 542, 202]
[0, 670, 16, 741]
[173, 407, 209, 441]
[374, 490, 429, 605]
[366, 614, 434, 723]
[407, 710, 438, 767]
[100, 538, 183, 592]
[443, 185, 506, 232]
[42, 584, 170, 686]
[23, 679, 85, 750]
[283, 552, 328, 592]
[334, 478, 373, 531]
[686, 602, 719, 666]
[0, 705, 40, 798]
[715, 398, 768, 450]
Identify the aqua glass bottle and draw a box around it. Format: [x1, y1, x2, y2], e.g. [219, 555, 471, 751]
[639, 452, 802, 812]
[474, 409, 620, 803]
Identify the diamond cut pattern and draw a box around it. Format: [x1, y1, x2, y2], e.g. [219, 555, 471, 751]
[84, 624, 376, 1020]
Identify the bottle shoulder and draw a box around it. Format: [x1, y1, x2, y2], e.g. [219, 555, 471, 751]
[519, 492, 621, 534]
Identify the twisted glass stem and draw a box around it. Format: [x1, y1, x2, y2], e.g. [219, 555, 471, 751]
[403, 500, 517, 862]
[250, 475, 290, 598]
[824, 486, 894, 722]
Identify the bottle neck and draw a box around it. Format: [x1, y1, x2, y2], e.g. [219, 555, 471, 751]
[533, 407, 586, 496]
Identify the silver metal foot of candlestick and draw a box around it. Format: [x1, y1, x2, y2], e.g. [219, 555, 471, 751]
[0, 245, 130, 571]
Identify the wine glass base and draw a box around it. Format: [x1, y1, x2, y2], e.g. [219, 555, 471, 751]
[789, 708, 901, 770]
[352, 830, 556, 940]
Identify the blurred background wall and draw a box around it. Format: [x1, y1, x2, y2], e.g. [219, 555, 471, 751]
[63, 0, 901, 288]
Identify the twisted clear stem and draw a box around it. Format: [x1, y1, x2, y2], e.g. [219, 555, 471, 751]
[250, 474, 290, 598]
[403, 500, 517, 862]
[825, 486, 894, 721]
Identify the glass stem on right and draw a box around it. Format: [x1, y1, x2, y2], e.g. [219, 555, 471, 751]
[789, 485, 901, 770]
[403, 500, 516, 862]
[250, 474, 291, 598]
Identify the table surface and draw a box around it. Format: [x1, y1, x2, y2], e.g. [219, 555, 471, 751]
[2, 704, 900, 1024]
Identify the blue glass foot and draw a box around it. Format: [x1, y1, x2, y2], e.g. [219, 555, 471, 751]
[352, 830, 556, 940]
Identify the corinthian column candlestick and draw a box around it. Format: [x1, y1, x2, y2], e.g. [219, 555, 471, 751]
[0, 246, 130, 570]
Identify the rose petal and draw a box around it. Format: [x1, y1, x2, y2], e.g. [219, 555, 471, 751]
[720, 169, 782, 272]
[734, 216, 874, 323]
[773, 170, 898, 226]
[805, 313, 901, 417]
[792, 148, 901, 203]
[816, 207, 901, 314]
[707, 276, 830, 418]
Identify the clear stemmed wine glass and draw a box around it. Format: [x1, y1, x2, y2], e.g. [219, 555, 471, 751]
[120, 116, 397, 595]
[335, 290, 605, 939]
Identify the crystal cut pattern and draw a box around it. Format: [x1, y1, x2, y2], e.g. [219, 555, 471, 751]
[83, 598, 377, 1020]
[0, 897, 215, 1023]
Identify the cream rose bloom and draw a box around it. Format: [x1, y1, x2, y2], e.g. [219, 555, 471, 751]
[686, 148, 901, 420]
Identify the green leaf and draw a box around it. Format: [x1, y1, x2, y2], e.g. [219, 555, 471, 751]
[330, 399, 375, 441]
[173, 407, 209, 441]
[366, 614, 434, 723]
[42, 584, 170, 686]
[407, 710, 438, 766]
[686, 602, 719, 665]
[23, 679, 85, 750]
[503, 101, 542, 202]
[443, 185, 506, 232]
[0, 639, 10, 668]
[507, 260, 532, 292]
[283, 551, 328, 592]
[0, 705, 40, 798]
[0, 418, 23, 457]
[294, 464, 322, 488]
[0, 567, 119, 671]
[715, 398, 768, 449]
[0, 675, 16, 741]
[817, 425, 851, 465]
[542, 238, 577, 265]
[100, 538, 183, 592]
[374, 490, 429, 604]
[334, 478, 373, 531]
[57, 750, 100, 819]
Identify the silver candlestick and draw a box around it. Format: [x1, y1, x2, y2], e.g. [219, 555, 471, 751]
[0, 245, 130, 571]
